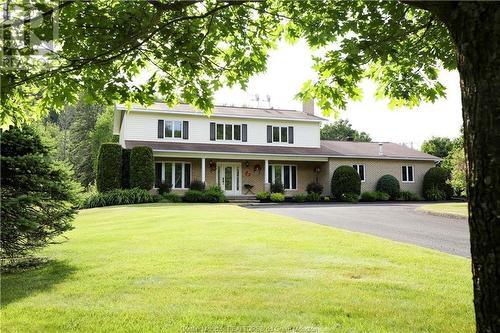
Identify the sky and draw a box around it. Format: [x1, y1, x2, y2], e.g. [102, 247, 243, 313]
[214, 40, 463, 149]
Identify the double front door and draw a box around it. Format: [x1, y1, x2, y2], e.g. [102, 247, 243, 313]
[217, 163, 241, 196]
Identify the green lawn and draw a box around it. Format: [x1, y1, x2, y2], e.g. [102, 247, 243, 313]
[2, 204, 474, 333]
[417, 202, 468, 218]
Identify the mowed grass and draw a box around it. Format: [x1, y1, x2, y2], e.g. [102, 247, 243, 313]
[2, 204, 474, 333]
[417, 202, 468, 218]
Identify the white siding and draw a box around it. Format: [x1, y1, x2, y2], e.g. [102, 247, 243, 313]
[122, 110, 321, 148]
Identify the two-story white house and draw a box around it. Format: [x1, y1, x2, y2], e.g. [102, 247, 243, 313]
[113, 102, 439, 197]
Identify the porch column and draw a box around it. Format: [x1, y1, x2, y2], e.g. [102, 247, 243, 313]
[264, 159, 270, 191]
[201, 158, 206, 183]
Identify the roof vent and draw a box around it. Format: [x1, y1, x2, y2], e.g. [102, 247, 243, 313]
[302, 99, 314, 115]
[378, 143, 384, 156]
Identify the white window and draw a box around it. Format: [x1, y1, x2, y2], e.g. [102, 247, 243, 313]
[272, 126, 291, 143]
[268, 164, 297, 190]
[402, 165, 414, 182]
[164, 120, 183, 139]
[155, 162, 191, 189]
[352, 164, 365, 182]
[215, 123, 242, 141]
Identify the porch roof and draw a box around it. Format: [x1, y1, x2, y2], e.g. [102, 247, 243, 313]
[125, 140, 440, 161]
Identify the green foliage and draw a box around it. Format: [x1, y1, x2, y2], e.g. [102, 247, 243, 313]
[361, 191, 390, 202]
[189, 180, 206, 191]
[421, 136, 454, 158]
[398, 191, 423, 201]
[160, 193, 182, 203]
[424, 187, 446, 201]
[270, 193, 285, 202]
[270, 181, 285, 194]
[376, 175, 400, 200]
[448, 148, 467, 197]
[121, 149, 131, 189]
[306, 182, 324, 194]
[306, 192, 322, 202]
[129, 146, 154, 190]
[80, 188, 157, 209]
[340, 193, 359, 203]
[203, 186, 226, 203]
[330, 165, 361, 200]
[256, 192, 271, 201]
[293, 193, 308, 203]
[96, 143, 122, 192]
[158, 181, 172, 195]
[1, 125, 81, 258]
[320, 119, 371, 142]
[423, 167, 453, 200]
[183, 190, 205, 203]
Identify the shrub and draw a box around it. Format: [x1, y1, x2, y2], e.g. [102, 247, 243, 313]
[330, 165, 361, 200]
[158, 181, 172, 195]
[121, 148, 131, 189]
[270, 193, 285, 202]
[398, 191, 422, 201]
[376, 191, 390, 201]
[307, 192, 322, 202]
[130, 146, 154, 190]
[1, 125, 81, 259]
[189, 180, 206, 191]
[423, 167, 453, 200]
[376, 174, 400, 199]
[203, 186, 226, 203]
[361, 191, 378, 202]
[424, 186, 446, 201]
[306, 182, 324, 194]
[293, 193, 308, 203]
[270, 181, 285, 194]
[81, 188, 156, 209]
[256, 192, 271, 201]
[160, 192, 182, 203]
[183, 190, 205, 203]
[96, 143, 122, 192]
[340, 192, 359, 203]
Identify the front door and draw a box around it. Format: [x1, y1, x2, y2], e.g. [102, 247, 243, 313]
[217, 163, 241, 196]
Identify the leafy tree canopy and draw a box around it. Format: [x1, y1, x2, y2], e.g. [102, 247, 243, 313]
[421, 136, 454, 158]
[1, 0, 454, 124]
[320, 119, 371, 142]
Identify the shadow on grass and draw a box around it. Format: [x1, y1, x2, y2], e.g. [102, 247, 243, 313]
[1, 259, 76, 307]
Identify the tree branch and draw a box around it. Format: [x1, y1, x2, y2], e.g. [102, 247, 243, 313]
[0, 1, 75, 29]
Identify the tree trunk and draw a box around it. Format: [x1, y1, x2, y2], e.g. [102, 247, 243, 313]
[446, 3, 500, 332]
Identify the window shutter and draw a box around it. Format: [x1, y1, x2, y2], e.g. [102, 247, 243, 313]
[267, 125, 272, 143]
[210, 122, 216, 141]
[183, 121, 189, 139]
[158, 120, 164, 138]
[242, 124, 248, 142]
[288, 126, 294, 144]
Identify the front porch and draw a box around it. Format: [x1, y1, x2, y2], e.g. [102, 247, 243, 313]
[153, 155, 330, 197]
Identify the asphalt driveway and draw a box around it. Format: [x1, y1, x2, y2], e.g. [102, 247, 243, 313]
[252, 203, 470, 258]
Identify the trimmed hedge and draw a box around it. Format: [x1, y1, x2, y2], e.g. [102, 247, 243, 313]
[270, 181, 285, 194]
[183, 186, 226, 203]
[96, 143, 122, 192]
[121, 148, 131, 189]
[270, 193, 285, 202]
[256, 192, 270, 201]
[398, 191, 422, 201]
[80, 188, 157, 208]
[330, 165, 361, 200]
[130, 146, 155, 190]
[183, 190, 205, 202]
[293, 193, 307, 203]
[376, 174, 400, 199]
[306, 182, 323, 194]
[423, 167, 453, 200]
[361, 191, 390, 202]
[189, 180, 206, 191]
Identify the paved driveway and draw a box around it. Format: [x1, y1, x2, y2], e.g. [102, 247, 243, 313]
[252, 203, 470, 258]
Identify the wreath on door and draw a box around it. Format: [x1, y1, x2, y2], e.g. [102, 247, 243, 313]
[245, 170, 252, 177]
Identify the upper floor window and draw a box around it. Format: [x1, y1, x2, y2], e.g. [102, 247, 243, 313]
[402, 165, 414, 182]
[158, 120, 189, 140]
[267, 125, 294, 144]
[211, 122, 247, 142]
[353, 164, 365, 182]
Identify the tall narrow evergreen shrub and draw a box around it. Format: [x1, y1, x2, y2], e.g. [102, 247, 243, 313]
[121, 148, 131, 189]
[130, 146, 154, 190]
[96, 143, 122, 192]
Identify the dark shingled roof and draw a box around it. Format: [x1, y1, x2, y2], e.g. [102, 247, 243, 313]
[116, 103, 326, 122]
[125, 140, 439, 161]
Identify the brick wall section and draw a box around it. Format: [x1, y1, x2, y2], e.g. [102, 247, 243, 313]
[326, 158, 436, 196]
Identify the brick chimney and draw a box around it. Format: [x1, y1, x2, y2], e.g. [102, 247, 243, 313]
[302, 99, 314, 115]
